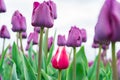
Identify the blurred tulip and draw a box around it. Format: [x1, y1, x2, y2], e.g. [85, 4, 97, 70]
[32, 1, 57, 28]
[92, 42, 99, 48]
[88, 61, 93, 67]
[48, 37, 53, 51]
[25, 43, 30, 51]
[66, 26, 82, 47]
[0, 25, 10, 39]
[34, 27, 45, 33]
[11, 10, 27, 32]
[51, 47, 69, 69]
[81, 29, 87, 42]
[117, 50, 120, 60]
[18, 32, 27, 39]
[0, 0, 6, 13]
[27, 32, 38, 45]
[117, 59, 120, 79]
[57, 35, 66, 46]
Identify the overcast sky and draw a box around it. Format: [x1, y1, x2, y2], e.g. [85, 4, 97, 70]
[1, 0, 120, 61]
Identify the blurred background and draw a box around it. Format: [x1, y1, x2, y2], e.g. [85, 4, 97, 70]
[1, 0, 120, 61]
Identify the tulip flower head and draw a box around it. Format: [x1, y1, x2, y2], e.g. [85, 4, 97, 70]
[18, 32, 27, 39]
[88, 61, 93, 67]
[32, 1, 57, 28]
[0, 0, 6, 13]
[48, 37, 53, 51]
[51, 47, 69, 69]
[26, 43, 30, 51]
[66, 26, 82, 47]
[57, 35, 66, 46]
[27, 32, 38, 45]
[117, 50, 120, 60]
[0, 25, 10, 39]
[94, 0, 120, 43]
[81, 29, 87, 42]
[11, 10, 27, 32]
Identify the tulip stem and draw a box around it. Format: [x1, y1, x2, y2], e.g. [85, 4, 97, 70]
[111, 42, 118, 80]
[45, 28, 49, 58]
[38, 27, 44, 80]
[2, 38, 5, 54]
[58, 70, 62, 80]
[96, 44, 102, 80]
[73, 47, 76, 80]
[16, 32, 19, 47]
[19, 32, 24, 53]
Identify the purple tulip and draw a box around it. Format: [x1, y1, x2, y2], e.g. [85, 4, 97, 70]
[0, 0, 6, 13]
[46, 0, 57, 19]
[94, 0, 120, 43]
[34, 27, 45, 33]
[117, 50, 120, 60]
[18, 32, 27, 39]
[48, 37, 53, 51]
[102, 44, 109, 50]
[27, 32, 38, 45]
[81, 29, 87, 42]
[57, 35, 66, 46]
[11, 10, 27, 32]
[92, 42, 99, 48]
[0, 25, 10, 39]
[32, 1, 56, 28]
[117, 59, 120, 79]
[66, 26, 82, 47]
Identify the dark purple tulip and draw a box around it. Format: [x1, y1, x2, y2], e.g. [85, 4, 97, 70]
[11, 10, 27, 32]
[117, 50, 120, 60]
[46, 0, 57, 19]
[18, 32, 27, 39]
[88, 61, 93, 67]
[66, 26, 82, 47]
[81, 29, 87, 42]
[101, 50, 107, 59]
[48, 37, 53, 51]
[57, 35, 66, 46]
[32, 1, 55, 28]
[27, 32, 38, 45]
[0, 0, 6, 13]
[102, 44, 109, 50]
[0, 25, 10, 39]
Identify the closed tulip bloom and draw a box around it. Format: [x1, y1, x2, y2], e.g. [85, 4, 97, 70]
[48, 37, 53, 51]
[117, 50, 120, 59]
[18, 32, 27, 39]
[57, 35, 66, 46]
[88, 61, 93, 67]
[27, 32, 38, 45]
[11, 10, 27, 32]
[0, 0, 6, 13]
[94, 0, 120, 42]
[51, 47, 69, 69]
[81, 29, 87, 42]
[0, 25, 10, 39]
[32, 1, 54, 28]
[25, 43, 30, 51]
[46, 0, 57, 19]
[34, 27, 45, 33]
[66, 26, 82, 47]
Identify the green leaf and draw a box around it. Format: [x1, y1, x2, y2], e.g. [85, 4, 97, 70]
[21, 53, 36, 80]
[66, 46, 88, 80]
[0, 45, 10, 72]
[10, 63, 19, 80]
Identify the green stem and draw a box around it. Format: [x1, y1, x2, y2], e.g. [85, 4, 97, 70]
[16, 32, 19, 47]
[73, 47, 76, 80]
[38, 27, 44, 80]
[19, 32, 24, 53]
[58, 70, 62, 80]
[111, 42, 118, 80]
[2, 38, 5, 53]
[45, 28, 49, 59]
[96, 44, 102, 80]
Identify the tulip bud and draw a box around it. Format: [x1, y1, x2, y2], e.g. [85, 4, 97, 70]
[81, 29, 87, 42]
[32, 1, 55, 28]
[48, 37, 53, 51]
[11, 10, 27, 32]
[0, 25, 10, 39]
[88, 61, 93, 67]
[27, 32, 38, 45]
[0, 0, 6, 13]
[57, 35, 66, 46]
[66, 26, 82, 47]
[18, 32, 27, 39]
[26, 43, 30, 51]
[51, 47, 69, 69]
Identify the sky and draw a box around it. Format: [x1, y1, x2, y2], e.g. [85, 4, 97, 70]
[1, 0, 120, 61]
